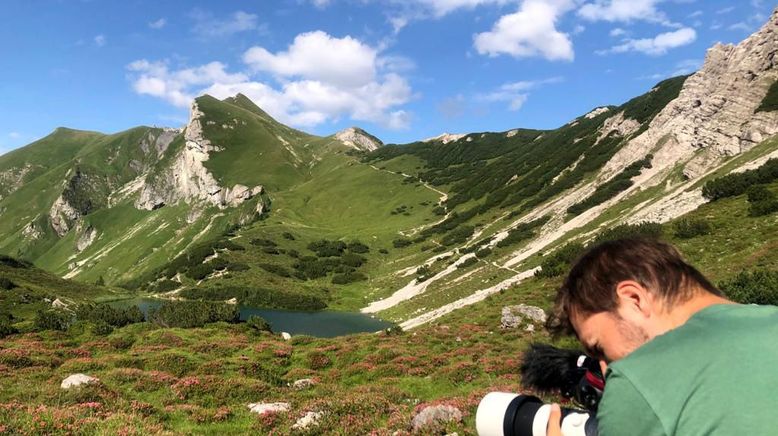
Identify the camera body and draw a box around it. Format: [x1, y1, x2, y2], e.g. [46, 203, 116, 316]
[476, 344, 605, 436]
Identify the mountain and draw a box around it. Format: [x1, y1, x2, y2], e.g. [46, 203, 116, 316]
[334, 127, 384, 151]
[1, 9, 778, 436]
[0, 11, 777, 325]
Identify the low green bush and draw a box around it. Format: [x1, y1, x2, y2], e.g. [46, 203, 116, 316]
[332, 272, 367, 284]
[259, 263, 291, 277]
[250, 238, 277, 247]
[148, 301, 239, 328]
[0, 321, 18, 338]
[180, 286, 326, 311]
[591, 222, 663, 245]
[475, 247, 492, 258]
[0, 277, 15, 290]
[0, 255, 31, 269]
[392, 238, 412, 248]
[536, 242, 586, 279]
[347, 241, 370, 253]
[457, 257, 479, 269]
[719, 270, 778, 305]
[34, 309, 72, 331]
[673, 218, 711, 239]
[75, 303, 145, 327]
[246, 315, 272, 332]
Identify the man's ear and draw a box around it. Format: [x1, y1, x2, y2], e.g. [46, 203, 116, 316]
[614, 280, 652, 318]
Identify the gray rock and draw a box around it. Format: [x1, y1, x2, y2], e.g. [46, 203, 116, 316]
[281, 332, 292, 341]
[501, 304, 546, 330]
[247, 402, 291, 415]
[292, 411, 324, 430]
[411, 405, 463, 433]
[61, 374, 99, 389]
[291, 378, 316, 390]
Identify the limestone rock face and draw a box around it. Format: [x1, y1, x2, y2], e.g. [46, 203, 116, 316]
[75, 224, 98, 252]
[423, 133, 466, 144]
[49, 195, 81, 237]
[604, 9, 778, 180]
[22, 220, 42, 240]
[61, 374, 98, 389]
[335, 127, 383, 151]
[135, 102, 264, 211]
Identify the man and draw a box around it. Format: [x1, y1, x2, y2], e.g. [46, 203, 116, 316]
[546, 238, 778, 435]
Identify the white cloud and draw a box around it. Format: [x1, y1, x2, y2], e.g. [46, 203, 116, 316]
[477, 77, 563, 111]
[311, 0, 332, 8]
[127, 60, 248, 107]
[598, 27, 696, 56]
[128, 32, 414, 130]
[191, 10, 259, 37]
[149, 18, 167, 29]
[716, 6, 735, 14]
[94, 34, 106, 47]
[473, 0, 576, 61]
[688, 10, 703, 18]
[244, 31, 377, 87]
[8, 132, 21, 139]
[609, 27, 626, 37]
[578, 0, 675, 26]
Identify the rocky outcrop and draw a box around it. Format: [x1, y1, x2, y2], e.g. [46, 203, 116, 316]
[595, 111, 641, 145]
[75, 225, 98, 252]
[335, 127, 383, 151]
[49, 195, 81, 237]
[22, 220, 43, 240]
[135, 102, 264, 211]
[48, 169, 104, 237]
[584, 107, 610, 119]
[423, 133, 466, 144]
[604, 9, 778, 181]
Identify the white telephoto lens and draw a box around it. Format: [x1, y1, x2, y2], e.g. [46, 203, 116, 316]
[476, 392, 520, 436]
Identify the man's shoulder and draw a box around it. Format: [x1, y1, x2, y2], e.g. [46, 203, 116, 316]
[614, 303, 778, 373]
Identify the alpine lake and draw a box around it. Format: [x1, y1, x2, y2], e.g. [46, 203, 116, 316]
[109, 298, 395, 338]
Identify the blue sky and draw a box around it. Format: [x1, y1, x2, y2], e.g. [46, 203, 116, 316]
[0, 0, 772, 153]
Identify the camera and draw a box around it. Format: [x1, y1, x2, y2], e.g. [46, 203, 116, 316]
[476, 344, 605, 436]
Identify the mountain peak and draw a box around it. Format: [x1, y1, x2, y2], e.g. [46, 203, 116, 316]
[422, 132, 466, 144]
[334, 127, 383, 151]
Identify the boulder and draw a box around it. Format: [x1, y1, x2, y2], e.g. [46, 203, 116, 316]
[52, 298, 68, 309]
[247, 402, 291, 415]
[411, 405, 463, 433]
[291, 378, 316, 390]
[292, 411, 324, 430]
[61, 374, 99, 389]
[281, 332, 292, 341]
[501, 304, 546, 330]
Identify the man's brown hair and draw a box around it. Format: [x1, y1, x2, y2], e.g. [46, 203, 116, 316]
[550, 237, 721, 335]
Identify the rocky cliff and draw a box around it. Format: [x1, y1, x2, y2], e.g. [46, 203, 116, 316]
[334, 127, 383, 151]
[136, 102, 264, 211]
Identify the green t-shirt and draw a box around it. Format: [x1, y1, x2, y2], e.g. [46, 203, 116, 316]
[597, 304, 778, 436]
